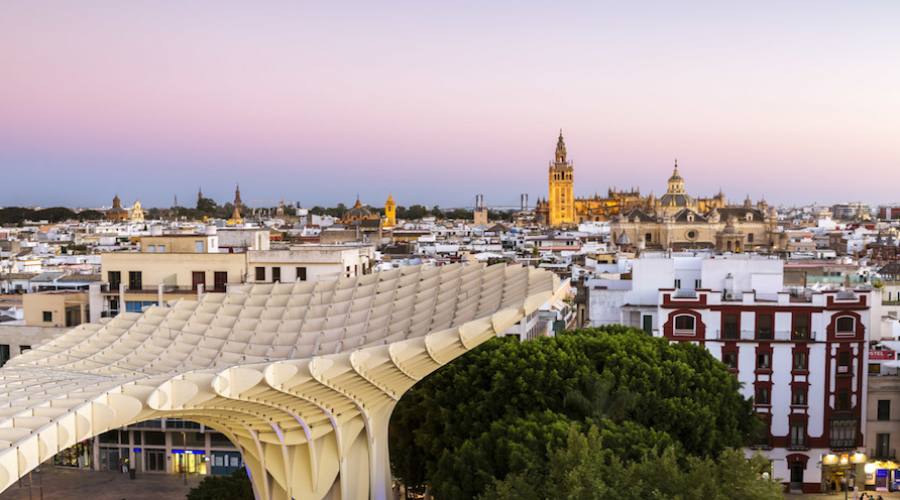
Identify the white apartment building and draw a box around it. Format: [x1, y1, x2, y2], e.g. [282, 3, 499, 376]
[586, 253, 874, 493]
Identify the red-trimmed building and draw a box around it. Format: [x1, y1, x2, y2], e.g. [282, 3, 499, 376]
[585, 253, 874, 492]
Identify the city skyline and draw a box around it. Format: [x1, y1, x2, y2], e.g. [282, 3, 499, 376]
[2, 1, 899, 207]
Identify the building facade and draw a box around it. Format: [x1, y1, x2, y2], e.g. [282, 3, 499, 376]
[585, 254, 873, 492]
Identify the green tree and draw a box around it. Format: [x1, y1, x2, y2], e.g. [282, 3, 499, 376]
[389, 327, 762, 499]
[485, 426, 782, 500]
[196, 197, 218, 214]
[186, 470, 254, 500]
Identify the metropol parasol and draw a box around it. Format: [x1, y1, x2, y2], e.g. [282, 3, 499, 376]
[0, 263, 564, 499]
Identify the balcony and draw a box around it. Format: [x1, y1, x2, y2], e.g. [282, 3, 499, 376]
[871, 448, 896, 461]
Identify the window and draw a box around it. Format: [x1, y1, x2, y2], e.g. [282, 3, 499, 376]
[792, 351, 808, 371]
[878, 399, 891, 421]
[722, 351, 738, 370]
[42, 311, 53, 323]
[272, 267, 281, 283]
[108, 271, 121, 289]
[747, 233, 754, 243]
[755, 386, 771, 405]
[876, 433, 891, 459]
[792, 387, 808, 406]
[837, 390, 851, 410]
[756, 352, 771, 370]
[792, 313, 810, 340]
[255, 267, 266, 281]
[830, 418, 857, 449]
[645, 233, 652, 243]
[673, 315, 696, 335]
[756, 313, 774, 340]
[0, 345, 9, 367]
[144, 431, 165, 446]
[694, 279, 701, 289]
[194, 240, 204, 253]
[722, 313, 740, 340]
[296, 267, 307, 282]
[790, 422, 807, 448]
[674, 279, 682, 289]
[754, 415, 771, 447]
[836, 316, 855, 335]
[128, 271, 142, 290]
[210, 433, 232, 447]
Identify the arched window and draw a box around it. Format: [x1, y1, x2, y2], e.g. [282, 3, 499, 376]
[674, 315, 696, 335]
[836, 316, 856, 335]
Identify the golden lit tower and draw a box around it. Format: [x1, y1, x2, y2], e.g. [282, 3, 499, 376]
[230, 184, 243, 224]
[384, 194, 397, 227]
[548, 130, 575, 226]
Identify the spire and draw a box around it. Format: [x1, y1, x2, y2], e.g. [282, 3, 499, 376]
[554, 129, 567, 164]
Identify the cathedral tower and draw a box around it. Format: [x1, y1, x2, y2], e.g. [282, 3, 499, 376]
[548, 130, 575, 226]
[384, 194, 397, 227]
[230, 184, 243, 224]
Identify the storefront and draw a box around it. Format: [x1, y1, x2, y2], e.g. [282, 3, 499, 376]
[864, 460, 900, 491]
[53, 441, 92, 469]
[821, 452, 867, 493]
[211, 451, 243, 476]
[172, 449, 207, 475]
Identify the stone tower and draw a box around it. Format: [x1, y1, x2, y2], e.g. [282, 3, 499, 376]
[384, 194, 397, 227]
[548, 130, 575, 226]
[230, 184, 243, 224]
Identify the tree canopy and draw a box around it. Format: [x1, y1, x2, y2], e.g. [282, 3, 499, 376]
[389, 326, 766, 499]
[0, 206, 105, 224]
[186, 470, 254, 500]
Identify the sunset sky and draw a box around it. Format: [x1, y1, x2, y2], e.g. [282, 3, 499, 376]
[1, 1, 898, 209]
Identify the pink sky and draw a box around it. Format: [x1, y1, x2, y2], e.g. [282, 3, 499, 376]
[1, 1, 898, 208]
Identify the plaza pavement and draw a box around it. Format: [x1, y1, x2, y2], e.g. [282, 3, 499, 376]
[0, 467, 201, 500]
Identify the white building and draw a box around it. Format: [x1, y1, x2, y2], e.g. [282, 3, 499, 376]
[586, 253, 874, 493]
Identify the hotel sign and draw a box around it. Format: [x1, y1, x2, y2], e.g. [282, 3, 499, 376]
[869, 349, 896, 361]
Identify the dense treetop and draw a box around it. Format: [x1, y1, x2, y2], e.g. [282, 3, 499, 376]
[389, 326, 769, 499]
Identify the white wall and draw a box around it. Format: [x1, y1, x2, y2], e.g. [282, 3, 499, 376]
[701, 257, 783, 293]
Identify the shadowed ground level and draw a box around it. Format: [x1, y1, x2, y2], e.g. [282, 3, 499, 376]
[0, 467, 201, 500]
[787, 492, 900, 499]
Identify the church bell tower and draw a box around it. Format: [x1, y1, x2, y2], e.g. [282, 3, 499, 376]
[548, 130, 575, 226]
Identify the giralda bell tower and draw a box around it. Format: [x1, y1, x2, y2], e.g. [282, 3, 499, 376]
[548, 130, 575, 226]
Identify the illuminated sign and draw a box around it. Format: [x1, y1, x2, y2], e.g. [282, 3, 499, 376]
[869, 349, 895, 361]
